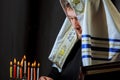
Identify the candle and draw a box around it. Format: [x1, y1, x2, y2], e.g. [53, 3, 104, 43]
[23, 55, 27, 77]
[30, 63, 34, 80]
[27, 62, 30, 80]
[23, 55, 26, 75]
[17, 61, 20, 78]
[10, 61, 13, 79]
[37, 63, 40, 80]
[20, 59, 23, 79]
[13, 58, 17, 79]
[33, 61, 36, 80]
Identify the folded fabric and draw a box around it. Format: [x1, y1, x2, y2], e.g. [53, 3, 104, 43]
[60, 0, 120, 66]
[77, 0, 120, 66]
[48, 18, 78, 70]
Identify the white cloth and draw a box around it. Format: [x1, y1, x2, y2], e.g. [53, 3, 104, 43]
[48, 18, 78, 70]
[80, 0, 120, 66]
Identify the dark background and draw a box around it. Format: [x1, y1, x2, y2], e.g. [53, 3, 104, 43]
[0, 0, 65, 79]
[0, 0, 120, 79]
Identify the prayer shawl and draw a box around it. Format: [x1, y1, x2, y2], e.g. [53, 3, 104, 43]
[49, 0, 120, 71]
[78, 0, 120, 66]
[48, 18, 78, 70]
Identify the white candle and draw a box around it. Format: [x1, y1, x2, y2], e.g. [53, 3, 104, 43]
[30, 63, 33, 80]
[17, 61, 20, 78]
[37, 63, 40, 80]
[23, 55, 27, 76]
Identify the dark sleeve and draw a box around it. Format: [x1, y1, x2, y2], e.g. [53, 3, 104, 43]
[48, 40, 81, 80]
[62, 40, 81, 69]
[48, 67, 61, 80]
[111, 0, 120, 12]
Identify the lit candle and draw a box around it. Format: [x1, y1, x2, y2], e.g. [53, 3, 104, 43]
[17, 61, 20, 78]
[27, 62, 30, 80]
[23, 55, 27, 78]
[13, 58, 17, 79]
[10, 61, 13, 79]
[30, 63, 34, 80]
[20, 59, 23, 79]
[33, 61, 36, 80]
[37, 63, 40, 80]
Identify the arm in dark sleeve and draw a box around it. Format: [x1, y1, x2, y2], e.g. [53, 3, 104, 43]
[48, 67, 61, 80]
[48, 40, 81, 80]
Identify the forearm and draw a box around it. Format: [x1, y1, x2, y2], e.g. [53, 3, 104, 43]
[48, 67, 61, 80]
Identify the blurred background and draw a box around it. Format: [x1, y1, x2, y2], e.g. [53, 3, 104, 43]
[0, 0, 120, 79]
[0, 0, 65, 79]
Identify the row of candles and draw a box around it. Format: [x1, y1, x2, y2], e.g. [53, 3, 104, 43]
[9, 55, 40, 80]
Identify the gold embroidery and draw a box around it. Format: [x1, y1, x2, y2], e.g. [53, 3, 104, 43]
[68, 0, 84, 14]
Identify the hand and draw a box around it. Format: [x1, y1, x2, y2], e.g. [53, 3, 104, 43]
[39, 76, 54, 80]
[78, 72, 84, 80]
[78, 67, 84, 80]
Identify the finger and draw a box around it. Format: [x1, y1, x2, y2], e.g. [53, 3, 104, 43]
[39, 77, 46, 80]
[43, 77, 47, 80]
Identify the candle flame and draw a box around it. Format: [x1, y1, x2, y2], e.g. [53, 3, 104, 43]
[14, 58, 17, 64]
[23, 55, 26, 60]
[38, 63, 40, 67]
[10, 61, 12, 65]
[34, 61, 36, 67]
[17, 61, 20, 65]
[28, 62, 30, 66]
[20, 59, 23, 67]
[32, 63, 34, 67]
